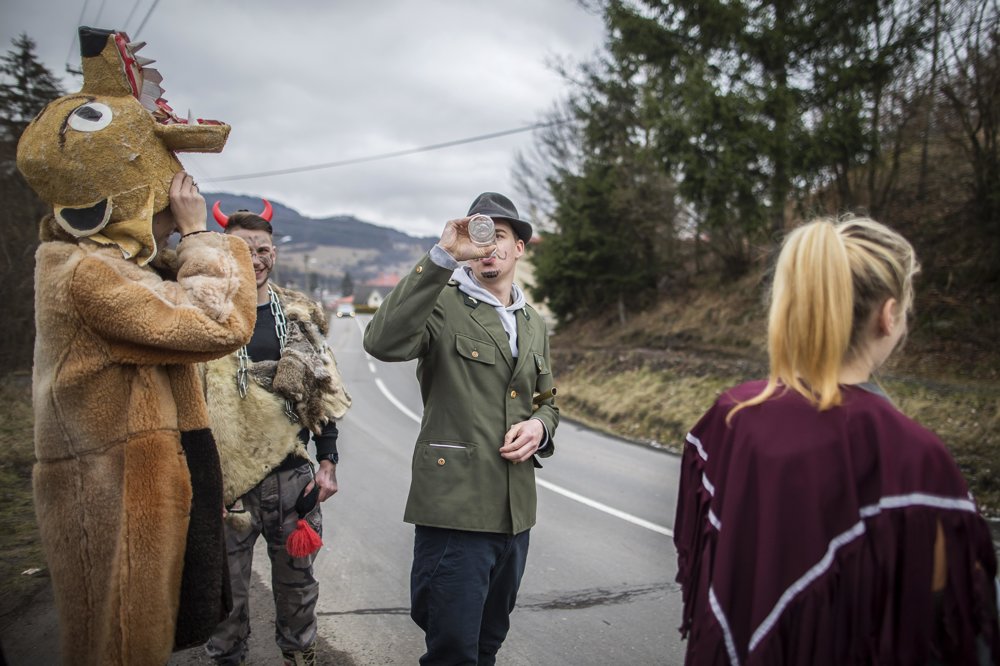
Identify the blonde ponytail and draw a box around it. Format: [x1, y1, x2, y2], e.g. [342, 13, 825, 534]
[729, 216, 918, 421]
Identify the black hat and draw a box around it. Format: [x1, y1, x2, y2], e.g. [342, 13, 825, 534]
[467, 192, 532, 243]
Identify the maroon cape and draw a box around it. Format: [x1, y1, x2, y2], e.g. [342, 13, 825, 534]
[674, 381, 1000, 665]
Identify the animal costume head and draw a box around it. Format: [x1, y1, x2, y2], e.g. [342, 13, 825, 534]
[16, 26, 231, 265]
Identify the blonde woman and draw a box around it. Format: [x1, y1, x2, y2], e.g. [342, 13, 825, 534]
[673, 217, 999, 665]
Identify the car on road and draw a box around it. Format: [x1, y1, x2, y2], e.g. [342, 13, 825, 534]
[336, 303, 356, 318]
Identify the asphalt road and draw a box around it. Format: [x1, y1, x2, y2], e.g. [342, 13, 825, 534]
[3, 314, 687, 665]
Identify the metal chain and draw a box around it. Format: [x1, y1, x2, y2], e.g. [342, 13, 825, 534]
[236, 285, 300, 423]
[269, 284, 289, 349]
[236, 345, 250, 398]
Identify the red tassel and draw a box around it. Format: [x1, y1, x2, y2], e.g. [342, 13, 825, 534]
[286, 519, 323, 558]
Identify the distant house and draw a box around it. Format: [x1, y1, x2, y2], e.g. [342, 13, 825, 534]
[363, 285, 395, 308]
[360, 273, 400, 308]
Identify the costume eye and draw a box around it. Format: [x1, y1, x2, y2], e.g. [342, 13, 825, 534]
[67, 102, 113, 132]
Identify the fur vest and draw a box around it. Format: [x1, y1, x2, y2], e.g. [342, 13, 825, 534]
[204, 284, 351, 508]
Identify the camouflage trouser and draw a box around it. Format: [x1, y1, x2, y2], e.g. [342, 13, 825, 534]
[205, 459, 323, 665]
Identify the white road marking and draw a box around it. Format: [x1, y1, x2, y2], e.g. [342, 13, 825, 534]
[353, 316, 374, 360]
[367, 360, 673, 538]
[374, 378, 422, 425]
[535, 478, 673, 536]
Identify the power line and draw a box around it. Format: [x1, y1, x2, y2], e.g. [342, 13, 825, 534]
[64, 0, 93, 69]
[92, 0, 108, 27]
[179, 153, 216, 188]
[122, 0, 144, 34]
[203, 120, 570, 183]
[133, 0, 162, 38]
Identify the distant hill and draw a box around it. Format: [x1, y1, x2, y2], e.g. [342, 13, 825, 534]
[205, 192, 437, 292]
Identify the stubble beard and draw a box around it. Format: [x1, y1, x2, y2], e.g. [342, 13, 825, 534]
[255, 254, 275, 289]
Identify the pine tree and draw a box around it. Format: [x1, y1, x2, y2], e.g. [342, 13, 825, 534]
[0, 33, 63, 372]
[526, 52, 678, 323]
[0, 33, 63, 141]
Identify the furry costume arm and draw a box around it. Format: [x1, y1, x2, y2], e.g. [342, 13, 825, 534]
[70, 233, 257, 364]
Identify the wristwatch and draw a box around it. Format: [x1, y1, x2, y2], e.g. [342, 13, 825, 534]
[317, 452, 339, 465]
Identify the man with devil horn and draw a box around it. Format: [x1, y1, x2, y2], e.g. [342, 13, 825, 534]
[201, 201, 351, 666]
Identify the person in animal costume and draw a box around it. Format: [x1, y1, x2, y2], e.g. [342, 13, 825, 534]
[16, 26, 258, 665]
[202, 203, 351, 666]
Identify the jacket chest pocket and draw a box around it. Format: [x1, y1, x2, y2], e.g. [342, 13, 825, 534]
[455, 334, 495, 365]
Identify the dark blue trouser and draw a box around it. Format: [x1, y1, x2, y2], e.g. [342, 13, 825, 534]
[411, 526, 531, 666]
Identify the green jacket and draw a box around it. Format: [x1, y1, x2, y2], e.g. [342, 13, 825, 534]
[363, 253, 558, 534]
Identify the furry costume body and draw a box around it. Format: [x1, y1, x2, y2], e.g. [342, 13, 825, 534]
[32, 233, 256, 664]
[19, 27, 252, 665]
[205, 284, 351, 513]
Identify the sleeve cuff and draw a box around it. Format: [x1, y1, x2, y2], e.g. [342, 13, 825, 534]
[532, 417, 551, 451]
[314, 423, 339, 460]
[430, 244, 461, 270]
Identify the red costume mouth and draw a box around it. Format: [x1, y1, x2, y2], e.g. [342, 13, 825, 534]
[112, 32, 223, 128]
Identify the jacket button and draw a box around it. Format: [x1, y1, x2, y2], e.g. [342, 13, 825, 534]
[437, 458, 446, 466]
[510, 390, 518, 398]
[415, 265, 423, 274]
[472, 351, 479, 358]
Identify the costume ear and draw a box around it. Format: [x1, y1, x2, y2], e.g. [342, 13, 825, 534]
[53, 199, 112, 237]
[153, 122, 230, 153]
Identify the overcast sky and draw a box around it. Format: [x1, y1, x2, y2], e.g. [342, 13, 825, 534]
[1, 0, 606, 237]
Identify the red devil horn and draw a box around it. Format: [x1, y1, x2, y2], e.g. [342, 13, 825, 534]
[260, 199, 273, 222]
[212, 201, 229, 228]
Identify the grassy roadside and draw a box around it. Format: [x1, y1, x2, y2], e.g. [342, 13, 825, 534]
[548, 272, 1000, 518]
[0, 374, 46, 625]
[888, 379, 999, 515]
[551, 350, 1000, 517]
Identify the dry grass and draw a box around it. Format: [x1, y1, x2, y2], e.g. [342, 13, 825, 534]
[554, 357, 742, 449]
[888, 380, 1000, 515]
[0, 373, 46, 622]
[550, 270, 1000, 518]
[552, 350, 1000, 516]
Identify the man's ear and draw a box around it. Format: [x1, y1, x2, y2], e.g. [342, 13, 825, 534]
[879, 298, 900, 336]
[514, 238, 525, 258]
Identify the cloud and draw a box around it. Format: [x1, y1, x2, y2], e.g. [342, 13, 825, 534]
[2, 0, 604, 237]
